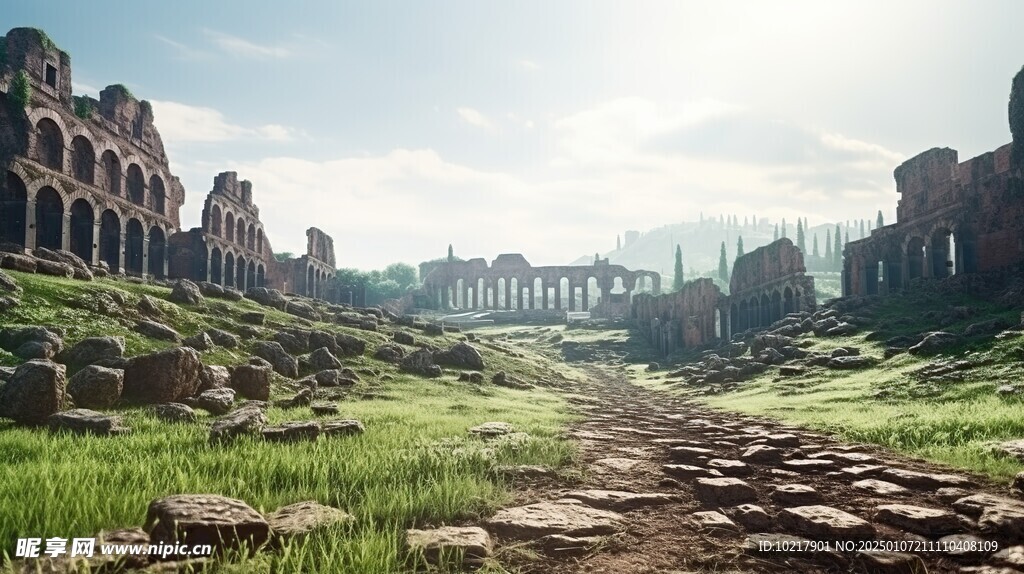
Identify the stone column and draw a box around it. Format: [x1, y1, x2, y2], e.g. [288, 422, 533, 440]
[492, 280, 499, 309]
[568, 280, 576, 311]
[206, 251, 213, 283]
[61, 212, 71, 251]
[24, 200, 36, 251]
[516, 281, 523, 310]
[91, 222, 101, 265]
[581, 282, 589, 312]
[141, 237, 150, 279]
[471, 280, 479, 309]
[504, 278, 511, 310]
[554, 281, 562, 310]
[528, 283, 535, 309]
[541, 279, 548, 309]
[118, 232, 126, 274]
[461, 281, 469, 310]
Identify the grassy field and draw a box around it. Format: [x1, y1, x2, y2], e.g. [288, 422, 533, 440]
[633, 288, 1024, 482]
[0, 272, 576, 573]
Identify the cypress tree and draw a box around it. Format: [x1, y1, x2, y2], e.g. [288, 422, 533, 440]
[673, 245, 684, 291]
[736, 236, 745, 258]
[825, 229, 832, 260]
[812, 234, 819, 257]
[447, 244, 454, 262]
[773, 224, 779, 241]
[833, 224, 842, 269]
[796, 219, 805, 252]
[877, 210, 884, 228]
[718, 241, 729, 282]
[781, 218, 788, 238]
[616, 235, 621, 250]
[860, 220, 865, 238]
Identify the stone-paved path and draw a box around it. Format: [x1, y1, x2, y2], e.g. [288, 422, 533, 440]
[498, 365, 1024, 573]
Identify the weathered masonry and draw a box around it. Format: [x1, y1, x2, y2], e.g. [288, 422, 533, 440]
[420, 254, 661, 318]
[0, 28, 342, 301]
[0, 28, 182, 278]
[633, 238, 817, 355]
[843, 66, 1024, 296]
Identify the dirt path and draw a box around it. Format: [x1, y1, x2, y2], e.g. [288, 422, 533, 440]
[499, 362, 1023, 573]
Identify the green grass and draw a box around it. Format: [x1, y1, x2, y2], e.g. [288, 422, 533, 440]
[0, 272, 576, 573]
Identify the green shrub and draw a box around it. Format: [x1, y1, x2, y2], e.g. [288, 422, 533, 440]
[9, 70, 31, 109]
[140, 99, 152, 115]
[73, 95, 92, 119]
[110, 83, 134, 99]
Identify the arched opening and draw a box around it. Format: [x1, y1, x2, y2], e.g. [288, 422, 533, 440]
[783, 287, 794, 315]
[907, 237, 926, 280]
[510, 278, 519, 309]
[738, 300, 749, 331]
[307, 265, 315, 297]
[99, 210, 120, 271]
[149, 175, 165, 215]
[558, 277, 569, 310]
[210, 248, 222, 285]
[715, 308, 722, 338]
[71, 136, 95, 185]
[36, 118, 64, 171]
[69, 198, 94, 263]
[34, 186, 63, 250]
[236, 255, 247, 290]
[148, 226, 166, 279]
[587, 277, 598, 310]
[236, 218, 246, 247]
[126, 164, 145, 206]
[611, 277, 625, 294]
[247, 223, 255, 250]
[101, 151, 121, 196]
[533, 277, 543, 309]
[225, 212, 235, 242]
[759, 294, 770, 327]
[247, 261, 256, 290]
[1, 171, 28, 246]
[209, 205, 222, 237]
[125, 218, 144, 275]
[256, 264, 265, 287]
[497, 278, 506, 309]
[256, 229, 263, 254]
[730, 302, 740, 334]
[224, 252, 235, 287]
[771, 290, 782, 323]
[456, 278, 465, 308]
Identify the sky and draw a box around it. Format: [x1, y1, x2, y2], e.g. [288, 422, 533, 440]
[7, 1, 1024, 269]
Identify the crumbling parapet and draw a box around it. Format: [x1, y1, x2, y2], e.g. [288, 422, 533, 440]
[633, 278, 725, 356]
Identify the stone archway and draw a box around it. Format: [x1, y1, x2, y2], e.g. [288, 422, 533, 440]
[125, 219, 144, 275]
[210, 248, 223, 285]
[148, 226, 166, 279]
[2, 171, 28, 246]
[99, 210, 120, 271]
[35, 186, 64, 250]
[69, 198, 94, 263]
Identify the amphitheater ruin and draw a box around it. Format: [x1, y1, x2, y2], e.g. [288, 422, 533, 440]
[0, 28, 339, 300]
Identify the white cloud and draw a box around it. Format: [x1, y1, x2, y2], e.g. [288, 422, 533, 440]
[456, 107, 496, 131]
[516, 59, 541, 71]
[150, 100, 298, 143]
[202, 29, 291, 60]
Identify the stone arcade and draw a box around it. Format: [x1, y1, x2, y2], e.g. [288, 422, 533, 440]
[633, 238, 816, 355]
[420, 254, 661, 318]
[842, 67, 1024, 296]
[0, 28, 340, 300]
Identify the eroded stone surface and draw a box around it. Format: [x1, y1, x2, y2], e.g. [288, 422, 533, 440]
[874, 504, 962, 537]
[561, 490, 674, 512]
[691, 510, 738, 534]
[266, 501, 353, 542]
[771, 484, 822, 505]
[405, 526, 492, 566]
[852, 479, 909, 497]
[778, 505, 875, 540]
[485, 502, 624, 540]
[694, 477, 758, 506]
[145, 494, 270, 554]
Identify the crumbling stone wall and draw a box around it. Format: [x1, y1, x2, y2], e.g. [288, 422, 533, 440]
[844, 66, 1024, 296]
[633, 279, 724, 356]
[420, 253, 660, 318]
[0, 28, 182, 278]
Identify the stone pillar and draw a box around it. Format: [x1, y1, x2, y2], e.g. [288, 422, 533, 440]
[515, 281, 523, 310]
[461, 281, 469, 310]
[206, 251, 213, 283]
[61, 212, 71, 251]
[554, 281, 562, 310]
[24, 200, 36, 251]
[568, 281, 576, 311]
[471, 280, 479, 309]
[541, 279, 548, 309]
[90, 222, 101, 265]
[528, 283, 535, 309]
[162, 246, 169, 279]
[141, 238, 150, 279]
[492, 280, 499, 309]
[504, 278, 512, 310]
[581, 282, 589, 312]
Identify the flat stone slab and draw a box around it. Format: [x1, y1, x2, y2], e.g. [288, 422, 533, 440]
[591, 458, 645, 473]
[726, 504, 772, 531]
[771, 484, 822, 505]
[694, 477, 758, 506]
[707, 459, 753, 477]
[485, 501, 624, 540]
[669, 446, 715, 463]
[144, 494, 270, 553]
[48, 409, 130, 436]
[778, 505, 875, 541]
[741, 445, 784, 464]
[535, 534, 602, 557]
[405, 526, 492, 566]
[995, 439, 1024, 462]
[781, 459, 835, 473]
[953, 494, 1024, 538]
[663, 464, 723, 480]
[841, 464, 887, 478]
[267, 501, 353, 542]
[561, 490, 674, 512]
[573, 430, 615, 441]
[882, 468, 972, 489]
[807, 451, 878, 463]
[744, 533, 814, 557]
[692, 511, 738, 534]
[874, 504, 962, 537]
[852, 479, 909, 496]
[469, 421, 514, 438]
[856, 551, 927, 573]
[764, 433, 801, 447]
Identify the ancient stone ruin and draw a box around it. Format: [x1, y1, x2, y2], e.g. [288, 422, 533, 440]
[0, 28, 340, 300]
[419, 254, 660, 318]
[633, 238, 816, 355]
[843, 66, 1024, 296]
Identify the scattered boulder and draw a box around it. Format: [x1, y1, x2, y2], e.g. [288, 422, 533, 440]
[48, 408, 129, 435]
[693, 477, 758, 506]
[469, 421, 514, 438]
[209, 402, 268, 443]
[251, 341, 299, 378]
[0, 359, 67, 424]
[0, 269, 22, 294]
[691, 510, 739, 534]
[67, 365, 123, 409]
[492, 371, 532, 389]
[874, 504, 962, 537]
[0, 252, 37, 272]
[134, 320, 181, 342]
[827, 356, 876, 370]
[58, 336, 125, 367]
[197, 365, 230, 393]
[205, 329, 240, 349]
[400, 348, 441, 377]
[197, 388, 235, 415]
[750, 334, 793, 356]
[153, 402, 198, 423]
[908, 332, 963, 355]
[393, 332, 415, 345]
[310, 402, 340, 416]
[122, 347, 203, 404]
[0, 326, 65, 359]
[262, 421, 321, 442]
[230, 365, 272, 401]
[197, 281, 225, 298]
[183, 331, 214, 351]
[560, 490, 674, 512]
[34, 248, 93, 280]
[335, 333, 367, 356]
[240, 312, 265, 325]
[322, 419, 365, 436]
[374, 343, 405, 363]
[458, 371, 485, 384]
[779, 505, 876, 540]
[771, 484, 822, 505]
[169, 279, 204, 305]
[145, 494, 271, 554]
[285, 300, 320, 321]
[726, 504, 772, 531]
[305, 347, 342, 372]
[137, 295, 164, 317]
[35, 258, 75, 278]
[267, 501, 353, 544]
[405, 526, 492, 567]
[434, 342, 485, 370]
[245, 287, 288, 310]
[274, 331, 308, 354]
[278, 388, 313, 409]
